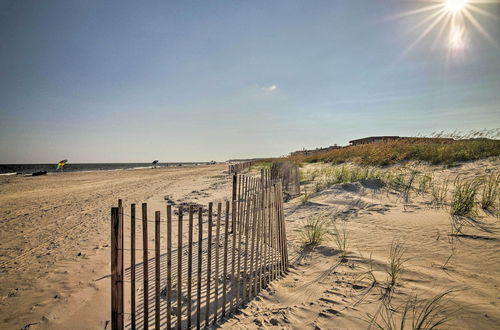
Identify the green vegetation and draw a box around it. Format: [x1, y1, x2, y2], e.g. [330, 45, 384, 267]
[301, 215, 329, 246]
[450, 177, 480, 217]
[332, 221, 349, 261]
[289, 138, 500, 166]
[480, 172, 500, 210]
[386, 240, 406, 289]
[430, 180, 449, 208]
[366, 290, 457, 330]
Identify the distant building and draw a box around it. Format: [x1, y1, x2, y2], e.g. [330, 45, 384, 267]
[349, 136, 455, 146]
[349, 136, 400, 146]
[290, 144, 340, 156]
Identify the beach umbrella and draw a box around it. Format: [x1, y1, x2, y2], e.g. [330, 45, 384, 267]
[56, 159, 68, 170]
[152, 160, 158, 165]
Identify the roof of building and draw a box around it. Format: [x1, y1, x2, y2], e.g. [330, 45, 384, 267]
[349, 136, 400, 144]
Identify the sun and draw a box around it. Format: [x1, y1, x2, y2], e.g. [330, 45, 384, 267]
[445, 0, 467, 13]
[390, 0, 499, 57]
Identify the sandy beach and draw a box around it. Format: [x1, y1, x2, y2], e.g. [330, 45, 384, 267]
[1, 159, 499, 329]
[0, 165, 231, 329]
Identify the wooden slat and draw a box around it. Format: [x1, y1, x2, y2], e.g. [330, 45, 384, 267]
[111, 207, 123, 330]
[232, 174, 237, 202]
[205, 203, 213, 327]
[272, 185, 278, 281]
[242, 198, 251, 302]
[235, 189, 244, 306]
[196, 207, 203, 330]
[166, 205, 172, 329]
[254, 192, 263, 296]
[230, 200, 237, 313]
[213, 202, 222, 324]
[155, 211, 161, 330]
[130, 204, 136, 329]
[142, 203, 149, 330]
[177, 208, 183, 329]
[249, 195, 258, 300]
[222, 201, 230, 318]
[187, 205, 194, 329]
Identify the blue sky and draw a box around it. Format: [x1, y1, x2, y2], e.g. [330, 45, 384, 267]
[1, 0, 499, 163]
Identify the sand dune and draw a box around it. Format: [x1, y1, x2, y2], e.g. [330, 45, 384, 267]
[221, 159, 500, 329]
[1, 160, 499, 329]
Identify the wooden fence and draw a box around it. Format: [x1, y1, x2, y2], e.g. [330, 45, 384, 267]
[227, 161, 256, 175]
[270, 161, 301, 198]
[110, 169, 288, 329]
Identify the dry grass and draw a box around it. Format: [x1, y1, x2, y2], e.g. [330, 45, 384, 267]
[289, 138, 500, 166]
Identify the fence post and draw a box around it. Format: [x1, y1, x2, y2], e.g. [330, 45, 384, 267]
[177, 208, 183, 330]
[111, 207, 123, 330]
[222, 201, 230, 318]
[205, 203, 213, 327]
[155, 211, 161, 330]
[196, 207, 203, 330]
[187, 206, 194, 329]
[166, 205, 172, 329]
[130, 204, 136, 330]
[213, 202, 222, 324]
[142, 203, 149, 330]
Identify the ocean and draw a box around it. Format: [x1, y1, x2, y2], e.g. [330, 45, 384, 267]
[0, 162, 211, 175]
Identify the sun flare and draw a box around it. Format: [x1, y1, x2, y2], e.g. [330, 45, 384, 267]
[445, 0, 467, 13]
[392, 0, 499, 57]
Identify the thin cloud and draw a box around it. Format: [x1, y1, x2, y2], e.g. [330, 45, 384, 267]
[261, 84, 277, 92]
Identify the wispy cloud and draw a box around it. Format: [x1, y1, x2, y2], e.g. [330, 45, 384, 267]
[260, 84, 277, 92]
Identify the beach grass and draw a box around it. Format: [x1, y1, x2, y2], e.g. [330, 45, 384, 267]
[289, 138, 500, 166]
[366, 290, 457, 330]
[480, 172, 499, 210]
[386, 240, 406, 289]
[450, 177, 480, 217]
[332, 221, 349, 261]
[301, 215, 329, 246]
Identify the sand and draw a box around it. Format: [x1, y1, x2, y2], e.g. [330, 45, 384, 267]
[0, 165, 231, 329]
[1, 160, 499, 329]
[221, 159, 500, 329]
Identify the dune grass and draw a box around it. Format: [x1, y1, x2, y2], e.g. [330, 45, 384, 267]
[450, 177, 480, 217]
[430, 180, 449, 208]
[289, 138, 500, 166]
[366, 290, 457, 330]
[386, 240, 407, 289]
[332, 221, 349, 261]
[301, 215, 329, 246]
[480, 172, 499, 210]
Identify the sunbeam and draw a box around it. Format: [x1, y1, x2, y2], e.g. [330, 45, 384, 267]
[393, 0, 500, 57]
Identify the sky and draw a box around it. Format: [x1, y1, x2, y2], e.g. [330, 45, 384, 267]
[0, 0, 499, 163]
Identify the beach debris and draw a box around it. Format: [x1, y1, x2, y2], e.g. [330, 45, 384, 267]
[31, 171, 47, 176]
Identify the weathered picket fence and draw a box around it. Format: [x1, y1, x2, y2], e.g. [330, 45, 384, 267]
[227, 161, 256, 175]
[270, 161, 301, 198]
[110, 169, 288, 329]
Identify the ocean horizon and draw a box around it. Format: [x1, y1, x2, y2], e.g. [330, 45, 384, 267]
[0, 162, 214, 175]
